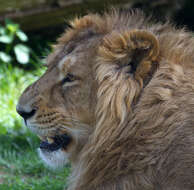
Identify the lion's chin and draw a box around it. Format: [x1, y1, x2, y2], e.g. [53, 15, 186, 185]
[38, 148, 69, 169]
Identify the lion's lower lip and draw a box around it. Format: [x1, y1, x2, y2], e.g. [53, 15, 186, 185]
[40, 140, 62, 151]
[40, 134, 71, 152]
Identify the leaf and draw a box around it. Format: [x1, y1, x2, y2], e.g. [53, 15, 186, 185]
[0, 26, 6, 35]
[7, 23, 19, 33]
[0, 34, 13, 44]
[0, 52, 11, 63]
[0, 125, 7, 135]
[5, 18, 13, 25]
[16, 30, 28, 42]
[14, 44, 30, 64]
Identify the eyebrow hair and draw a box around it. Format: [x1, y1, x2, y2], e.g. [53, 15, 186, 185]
[58, 56, 70, 70]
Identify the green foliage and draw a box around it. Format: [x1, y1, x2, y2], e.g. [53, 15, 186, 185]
[0, 19, 49, 135]
[0, 19, 69, 190]
[0, 134, 70, 190]
[0, 19, 40, 66]
[14, 44, 30, 64]
[0, 63, 45, 135]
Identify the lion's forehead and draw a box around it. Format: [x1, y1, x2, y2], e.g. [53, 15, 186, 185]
[57, 54, 77, 80]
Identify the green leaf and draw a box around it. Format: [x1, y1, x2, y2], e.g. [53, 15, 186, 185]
[7, 23, 19, 33]
[5, 18, 13, 25]
[16, 30, 28, 42]
[14, 44, 30, 64]
[0, 126, 7, 135]
[0, 52, 11, 63]
[0, 34, 13, 44]
[0, 26, 6, 35]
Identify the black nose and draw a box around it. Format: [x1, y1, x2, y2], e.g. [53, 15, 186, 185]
[16, 108, 36, 120]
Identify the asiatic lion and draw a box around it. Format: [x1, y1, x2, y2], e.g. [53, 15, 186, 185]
[17, 9, 194, 190]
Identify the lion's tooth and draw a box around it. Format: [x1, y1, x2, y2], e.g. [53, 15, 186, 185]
[47, 137, 54, 143]
[38, 135, 45, 141]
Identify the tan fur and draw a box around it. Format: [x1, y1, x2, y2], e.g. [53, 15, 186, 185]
[18, 9, 194, 190]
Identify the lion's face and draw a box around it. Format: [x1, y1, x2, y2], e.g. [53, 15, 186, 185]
[17, 12, 160, 169]
[17, 34, 99, 168]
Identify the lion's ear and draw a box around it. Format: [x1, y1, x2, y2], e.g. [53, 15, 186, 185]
[98, 30, 159, 86]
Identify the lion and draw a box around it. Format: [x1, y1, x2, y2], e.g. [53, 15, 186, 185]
[17, 9, 194, 190]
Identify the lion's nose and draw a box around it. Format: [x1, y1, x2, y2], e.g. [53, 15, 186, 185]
[16, 106, 36, 120]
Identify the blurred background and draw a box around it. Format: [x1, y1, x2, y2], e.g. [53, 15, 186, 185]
[0, 0, 194, 189]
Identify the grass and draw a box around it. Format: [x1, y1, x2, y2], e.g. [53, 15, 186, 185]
[0, 63, 70, 189]
[0, 20, 70, 189]
[0, 134, 70, 190]
[0, 63, 45, 134]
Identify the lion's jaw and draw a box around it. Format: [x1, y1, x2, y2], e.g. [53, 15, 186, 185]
[38, 147, 69, 169]
[17, 38, 98, 168]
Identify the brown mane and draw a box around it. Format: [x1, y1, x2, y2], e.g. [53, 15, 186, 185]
[66, 10, 194, 190]
[17, 9, 194, 190]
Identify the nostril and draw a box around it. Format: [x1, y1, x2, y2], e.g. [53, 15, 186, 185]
[17, 108, 36, 120]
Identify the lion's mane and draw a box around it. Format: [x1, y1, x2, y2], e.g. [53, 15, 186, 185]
[17, 9, 194, 190]
[59, 9, 194, 190]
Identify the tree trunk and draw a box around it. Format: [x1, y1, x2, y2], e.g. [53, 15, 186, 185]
[0, 0, 131, 31]
[0, 0, 187, 31]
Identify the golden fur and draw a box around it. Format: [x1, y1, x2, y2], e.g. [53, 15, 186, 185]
[18, 10, 194, 190]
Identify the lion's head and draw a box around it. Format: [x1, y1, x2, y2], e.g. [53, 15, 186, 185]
[17, 10, 194, 190]
[16, 17, 100, 167]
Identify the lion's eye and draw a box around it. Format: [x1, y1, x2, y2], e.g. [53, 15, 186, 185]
[61, 74, 75, 84]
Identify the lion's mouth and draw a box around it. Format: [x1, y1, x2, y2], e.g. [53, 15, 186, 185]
[39, 134, 71, 152]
